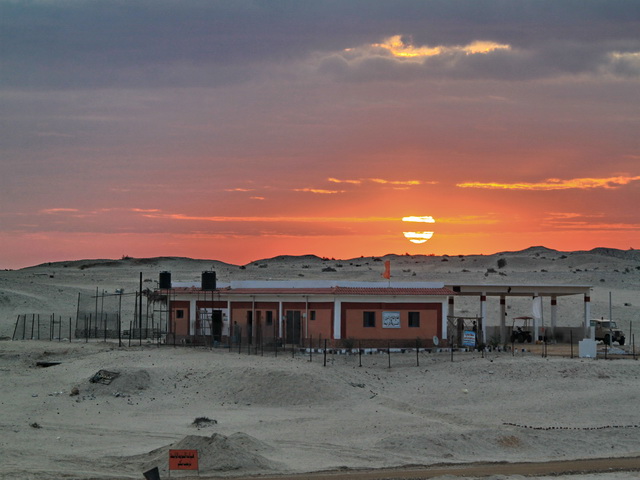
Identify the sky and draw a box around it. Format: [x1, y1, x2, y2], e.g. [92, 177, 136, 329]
[1, 0, 639, 269]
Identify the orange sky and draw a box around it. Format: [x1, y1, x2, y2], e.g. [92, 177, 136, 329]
[1, 4, 639, 268]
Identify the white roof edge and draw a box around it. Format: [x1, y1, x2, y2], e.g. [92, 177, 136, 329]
[170, 280, 447, 289]
[229, 280, 444, 289]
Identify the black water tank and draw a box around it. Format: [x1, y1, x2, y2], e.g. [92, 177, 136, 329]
[159, 271, 172, 289]
[201, 271, 216, 291]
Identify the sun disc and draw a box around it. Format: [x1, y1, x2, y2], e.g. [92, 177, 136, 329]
[403, 231, 434, 244]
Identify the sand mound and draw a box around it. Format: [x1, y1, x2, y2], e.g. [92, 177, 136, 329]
[83, 368, 152, 396]
[203, 365, 345, 406]
[135, 432, 283, 475]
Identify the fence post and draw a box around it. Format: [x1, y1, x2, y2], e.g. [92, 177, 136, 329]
[69, 317, 72, 342]
[323, 339, 327, 367]
[450, 337, 454, 362]
[12, 315, 18, 340]
[416, 339, 420, 367]
[358, 341, 362, 368]
[31, 314, 35, 340]
[570, 330, 574, 359]
[387, 342, 391, 369]
[12, 315, 20, 340]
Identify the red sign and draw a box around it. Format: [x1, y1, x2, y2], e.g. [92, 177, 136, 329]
[169, 449, 199, 470]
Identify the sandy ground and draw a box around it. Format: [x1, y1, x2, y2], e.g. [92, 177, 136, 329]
[2, 341, 640, 479]
[1, 247, 640, 479]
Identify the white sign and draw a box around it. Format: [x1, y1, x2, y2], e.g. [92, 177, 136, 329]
[382, 312, 401, 328]
[462, 331, 476, 347]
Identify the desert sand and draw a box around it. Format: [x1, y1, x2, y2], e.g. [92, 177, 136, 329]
[1, 247, 640, 480]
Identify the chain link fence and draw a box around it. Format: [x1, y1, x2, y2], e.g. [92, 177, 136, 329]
[12, 289, 168, 342]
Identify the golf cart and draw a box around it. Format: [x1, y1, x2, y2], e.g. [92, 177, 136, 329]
[510, 316, 533, 343]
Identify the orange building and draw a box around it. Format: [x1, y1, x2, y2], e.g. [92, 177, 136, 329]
[162, 280, 455, 348]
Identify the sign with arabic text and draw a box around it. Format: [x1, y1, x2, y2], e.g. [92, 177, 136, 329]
[169, 449, 199, 471]
[462, 331, 476, 347]
[382, 311, 401, 328]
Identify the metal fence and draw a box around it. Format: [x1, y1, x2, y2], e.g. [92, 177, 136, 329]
[12, 289, 168, 342]
[12, 314, 74, 341]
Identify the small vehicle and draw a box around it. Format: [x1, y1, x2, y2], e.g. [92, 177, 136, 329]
[591, 318, 625, 345]
[510, 316, 533, 343]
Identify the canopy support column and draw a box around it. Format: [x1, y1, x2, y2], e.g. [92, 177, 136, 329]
[480, 294, 487, 345]
[584, 294, 591, 338]
[500, 296, 507, 344]
[550, 296, 557, 342]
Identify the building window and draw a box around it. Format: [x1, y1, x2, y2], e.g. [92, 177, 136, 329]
[176, 309, 184, 319]
[363, 311, 376, 328]
[266, 311, 273, 326]
[310, 310, 316, 321]
[408, 312, 420, 328]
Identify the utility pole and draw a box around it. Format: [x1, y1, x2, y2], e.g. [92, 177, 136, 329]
[139, 272, 143, 346]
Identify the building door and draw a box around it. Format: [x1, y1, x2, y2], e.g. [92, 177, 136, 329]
[172, 308, 189, 336]
[286, 310, 301, 345]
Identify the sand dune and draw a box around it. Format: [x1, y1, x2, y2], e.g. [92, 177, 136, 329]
[1, 247, 639, 479]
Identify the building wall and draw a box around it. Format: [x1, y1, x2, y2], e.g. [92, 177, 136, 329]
[228, 301, 283, 343]
[229, 300, 334, 344]
[167, 294, 446, 346]
[341, 302, 442, 341]
[305, 302, 334, 342]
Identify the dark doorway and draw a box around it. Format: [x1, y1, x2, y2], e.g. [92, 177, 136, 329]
[246, 310, 253, 345]
[212, 310, 223, 342]
[286, 310, 301, 345]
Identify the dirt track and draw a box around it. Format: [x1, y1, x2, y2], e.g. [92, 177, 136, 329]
[221, 456, 640, 479]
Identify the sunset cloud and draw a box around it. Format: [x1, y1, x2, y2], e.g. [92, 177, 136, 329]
[293, 188, 345, 194]
[139, 211, 396, 224]
[457, 175, 640, 190]
[328, 177, 427, 186]
[371, 36, 511, 58]
[130, 208, 161, 213]
[41, 208, 79, 214]
[328, 178, 362, 185]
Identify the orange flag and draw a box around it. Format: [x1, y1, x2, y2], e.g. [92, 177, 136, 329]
[382, 260, 391, 279]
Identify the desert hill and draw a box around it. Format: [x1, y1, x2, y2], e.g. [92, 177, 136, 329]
[1, 247, 639, 339]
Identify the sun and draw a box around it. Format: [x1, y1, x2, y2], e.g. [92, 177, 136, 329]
[402, 216, 435, 244]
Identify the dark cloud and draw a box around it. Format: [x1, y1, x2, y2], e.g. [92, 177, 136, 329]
[2, 0, 639, 88]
